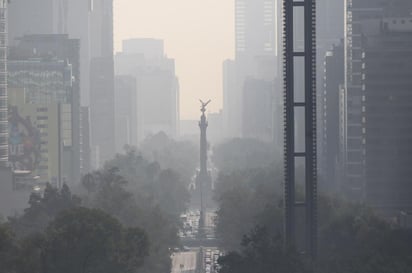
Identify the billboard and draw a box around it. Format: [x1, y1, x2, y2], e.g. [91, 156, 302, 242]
[8, 106, 41, 172]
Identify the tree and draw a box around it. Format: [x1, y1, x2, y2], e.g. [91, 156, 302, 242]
[317, 202, 412, 273]
[8, 183, 81, 238]
[0, 224, 17, 273]
[218, 227, 311, 273]
[215, 165, 412, 273]
[139, 132, 199, 186]
[80, 167, 181, 273]
[43, 207, 148, 273]
[214, 167, 283, 251]
[104, 150, 190, 219]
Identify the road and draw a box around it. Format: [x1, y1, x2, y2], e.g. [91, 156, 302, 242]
[171, 251, 197, 273]
[172, 210, 220, 273]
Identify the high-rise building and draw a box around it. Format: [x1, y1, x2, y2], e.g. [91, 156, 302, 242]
[8, 0, 67, 46]
[80, 106, 91, 176]
[320, 42, 344, 192]
[242, 78, 273, 142]
[222, 60, 237, 137]
[8, 58, 74, 185]
[9, 34, 82, 184]
[89, 0, 115, 168]
[342, 0, 412, 211]
[90, 0, 113, 59]
[0, 0, 7, 168]
[235, 0, 276, 60]
[362, 18, 412, 211]
[223, 0, 278, 139]
[66, 0, 92, 106]
[115, 39, 179, 144]
[8, 0, 92, 106]
[115, 75, 137, 153]
[8, 87, 72, 187]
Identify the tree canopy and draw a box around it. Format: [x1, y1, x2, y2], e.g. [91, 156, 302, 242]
[0, 207, 149, 273]
[215, 166, 412, 273]
[80, 166, 187, 273]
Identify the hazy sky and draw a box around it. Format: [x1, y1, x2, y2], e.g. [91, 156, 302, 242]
[114, 0, 235, 120]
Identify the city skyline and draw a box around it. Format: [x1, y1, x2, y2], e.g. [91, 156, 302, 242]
[114, 0, 235, 119]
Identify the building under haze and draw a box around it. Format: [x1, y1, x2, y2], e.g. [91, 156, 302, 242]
[0, 0, 7, 168]
[223, 0, 278, 140]
[89, 0, 115, 168]
[8, 88, 73, 188]
[7, 0, 67, 45]
[341, 0, 412, 213]
[8, 34, 82, 185]
[115, 39, 179, 144]
[319, 42, 344, 192]
[80, 106, 91, 177]
[8, 0, 96, 106]
[7, 57, 75, 186]
[242, 78, 273, 142]
[115, 75, 137, 153]
[235, 0, 276, 61]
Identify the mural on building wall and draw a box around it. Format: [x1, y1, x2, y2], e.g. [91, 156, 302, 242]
[8, 106, 41, 172]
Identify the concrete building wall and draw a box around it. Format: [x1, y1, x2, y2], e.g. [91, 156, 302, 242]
[8, 88, 72, 185]
[8, 34, 82, 184]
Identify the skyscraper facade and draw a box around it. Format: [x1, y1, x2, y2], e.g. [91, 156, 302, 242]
[9, 34, 82, 184]
[342, 0, 412, 212]
[235, 0, 276, 60]
[224, 0, 277, 139]
[114, 75, 137, 153]
[8, 0, 66, 46]
[115, 39, 179, 144]
[362, 18, 412, 211]
[320, 42, 344, 192]
[89, 0, 115, 168]
[0, 0, 6, 168]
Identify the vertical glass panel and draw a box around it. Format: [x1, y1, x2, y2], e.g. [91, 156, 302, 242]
[293, 7, 305, 52]
[294, 57, 305, 103]
[294, 106, 306, 153]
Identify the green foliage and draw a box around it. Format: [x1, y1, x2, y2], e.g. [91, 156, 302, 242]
[214, 167, 283, 251]
[105, 148, 190, 219]
[212, 138, 280, 173]
[2, 145, 191, 273]
[219, 227, 311, 273]
[138, 132, 199, 185]
[0, 207, 149, 273]
[0, 224, 17, 273]
[317, 201, 412, 273]
[8, 183, 81, 237]
[43, 207, 148, 273]
[216, 167, 412, 273]
[81, 166, 185, 273]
